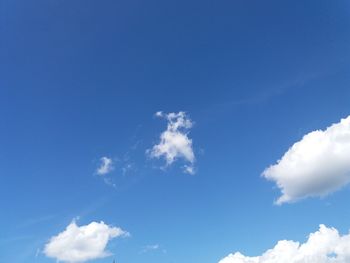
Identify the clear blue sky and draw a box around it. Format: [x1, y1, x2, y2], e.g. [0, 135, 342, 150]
[1, 0, 350, 262]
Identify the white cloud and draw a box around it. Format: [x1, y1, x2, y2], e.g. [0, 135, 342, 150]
[184, 164, 195, 175]
[96, 157, 114, 175]
[121, 160, 135, 176]
[140, 244, 160, 253]
[44, 220, 129, 263]
[148, 111, 195, 173]
[219, 225, 350, 263]
[262, 116, 350, 204]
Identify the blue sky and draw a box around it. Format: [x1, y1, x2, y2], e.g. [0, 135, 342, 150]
[1, 0, 350, 262]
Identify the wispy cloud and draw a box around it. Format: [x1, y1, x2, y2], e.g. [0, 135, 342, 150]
[16, 214, 56, 229]
[140, 244, 160, 253]
[96, 157, 114, 176]
[147, 111, 196, 174]
[122, 163, 135, 176]
[140, 244, 166, 254]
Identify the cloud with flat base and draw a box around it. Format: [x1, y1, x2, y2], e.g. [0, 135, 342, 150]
[262, 115, 350, 204]
[44, 220, 129, 262]
[219, 225, 350, 263]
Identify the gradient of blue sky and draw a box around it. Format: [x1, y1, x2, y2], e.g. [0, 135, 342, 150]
[1, 0, 350, 262]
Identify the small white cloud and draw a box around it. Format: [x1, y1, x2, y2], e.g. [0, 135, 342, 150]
[44, 220, 129, 263]
[140, 244, 160, 253]
[262, 115, 350, 204]
[155, 111, 163, 117]
[219, 225, 350, 263]
[96, 157, 114, 175]
[184, 165, 195, 175]
[147, 111, 195, 173]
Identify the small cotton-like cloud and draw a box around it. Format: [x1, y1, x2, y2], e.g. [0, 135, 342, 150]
[184, 164, 195, 175]
[148, 111, 195, 173]
[262, 115, 350, 204]
[44, 220, 129, 263]
[219, 224, 350, 263]
[96, 157, 114, 175]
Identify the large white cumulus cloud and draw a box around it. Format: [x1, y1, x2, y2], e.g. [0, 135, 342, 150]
[44, 220, 129, 262]
[219, 225, 350, 263]
[263, 115, 350, 204]
[148, 111, 195, 174]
